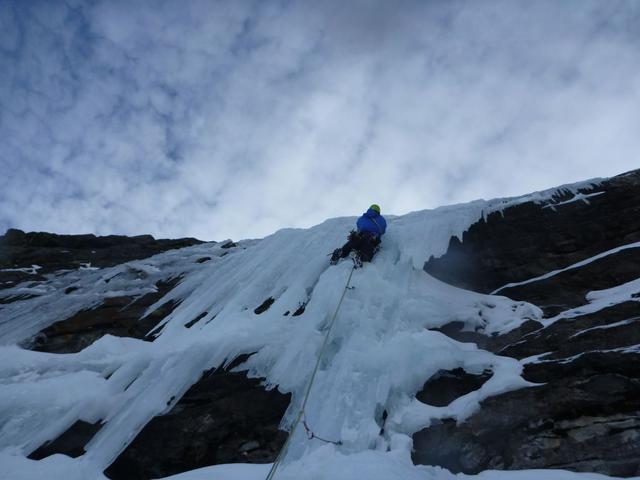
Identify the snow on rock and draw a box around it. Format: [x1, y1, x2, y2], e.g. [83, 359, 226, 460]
[0, 243, 230, 345]
[0, 176, 624, 480]
[543, 277, 640, 327]
[541, 191, 606, 210]
[492, 240, 640, 295]
[0, 265, 42, 275]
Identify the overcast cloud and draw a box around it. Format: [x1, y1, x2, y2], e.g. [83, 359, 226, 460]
[1, 0, 639, 241]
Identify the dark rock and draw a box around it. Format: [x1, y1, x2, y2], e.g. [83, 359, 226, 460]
[424, 169, 640, 295]
[292, 302, 306, 317]
[413, 357, 640, 476]
[523, 351, 640, 385]
[29, 420, 102, 460]
[2, 228, 27, 245]
[416, 368, 492, 407]
[498, 302, 640, 360]
[415, 169, 640, 476]
[104, 364, 290, 480]
[254, 297, 275, 315]
[30, 279, 180, 353]
[0, 229, 205, 290]
[196, 256, 211, 263]
[221, 241, 237, 249]
[184, 312, 208, 329]
[497, 247, 640, 316]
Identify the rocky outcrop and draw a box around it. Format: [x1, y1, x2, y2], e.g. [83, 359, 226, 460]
[105, 359, 289, 480]
[0, 229, 203, 290]
[415, 169, 640, 476]
[416, 368, 492, 407]
[29, 420, 102, 461]
[414, 351, 640, 477]
[424, 170, 640, 299]
[0, 229, 204, 350]
[31, 279, 180, 353]
[27, 359, 290, 480]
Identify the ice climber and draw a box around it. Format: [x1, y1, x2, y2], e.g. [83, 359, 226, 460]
[330, 204, 387, 266]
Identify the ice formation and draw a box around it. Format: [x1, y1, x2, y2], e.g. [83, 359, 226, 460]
[2, 178, 634, 480]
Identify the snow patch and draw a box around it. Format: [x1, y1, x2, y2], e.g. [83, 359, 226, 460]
[542, 191, 605, 210]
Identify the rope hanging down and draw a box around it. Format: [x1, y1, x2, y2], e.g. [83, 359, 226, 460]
[303, 414, 342, 445]
[265, 263, 356, 480]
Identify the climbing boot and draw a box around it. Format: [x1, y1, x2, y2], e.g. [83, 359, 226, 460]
[350, 251, 363, 268]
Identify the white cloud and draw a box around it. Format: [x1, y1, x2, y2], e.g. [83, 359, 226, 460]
[1, 0, 639, 241]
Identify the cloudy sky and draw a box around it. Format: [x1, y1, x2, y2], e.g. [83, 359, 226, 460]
[1, 0, 639, 241]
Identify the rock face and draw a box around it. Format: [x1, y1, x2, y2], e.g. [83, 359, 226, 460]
[0, 229, 204, 350]
[105, 360, 290, 480]
[31, 279, 180, 354]
[27, 360, 290, 480]
[0, 229, 203, 290]
[416, 169, 640, 476]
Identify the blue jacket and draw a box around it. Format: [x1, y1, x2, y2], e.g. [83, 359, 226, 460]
[356, 209, 387, 237]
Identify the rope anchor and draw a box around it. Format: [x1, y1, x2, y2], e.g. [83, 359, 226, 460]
[303, 415, 343, 446]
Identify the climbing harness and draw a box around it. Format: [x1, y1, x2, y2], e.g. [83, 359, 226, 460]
[264, 264, 356, 480]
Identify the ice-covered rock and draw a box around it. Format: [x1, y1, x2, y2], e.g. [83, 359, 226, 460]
[1, 170, 639, 480]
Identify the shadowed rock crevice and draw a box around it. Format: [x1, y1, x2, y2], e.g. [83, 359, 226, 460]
[184, 311, 208, 328]
[416, 368, 492, 407]
[254, 297, 275, 314]
[28, 420, 103, 460]
[292, 302, 307, 316]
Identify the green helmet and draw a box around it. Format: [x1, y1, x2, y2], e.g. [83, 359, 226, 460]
[369, 204, 381, 213]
